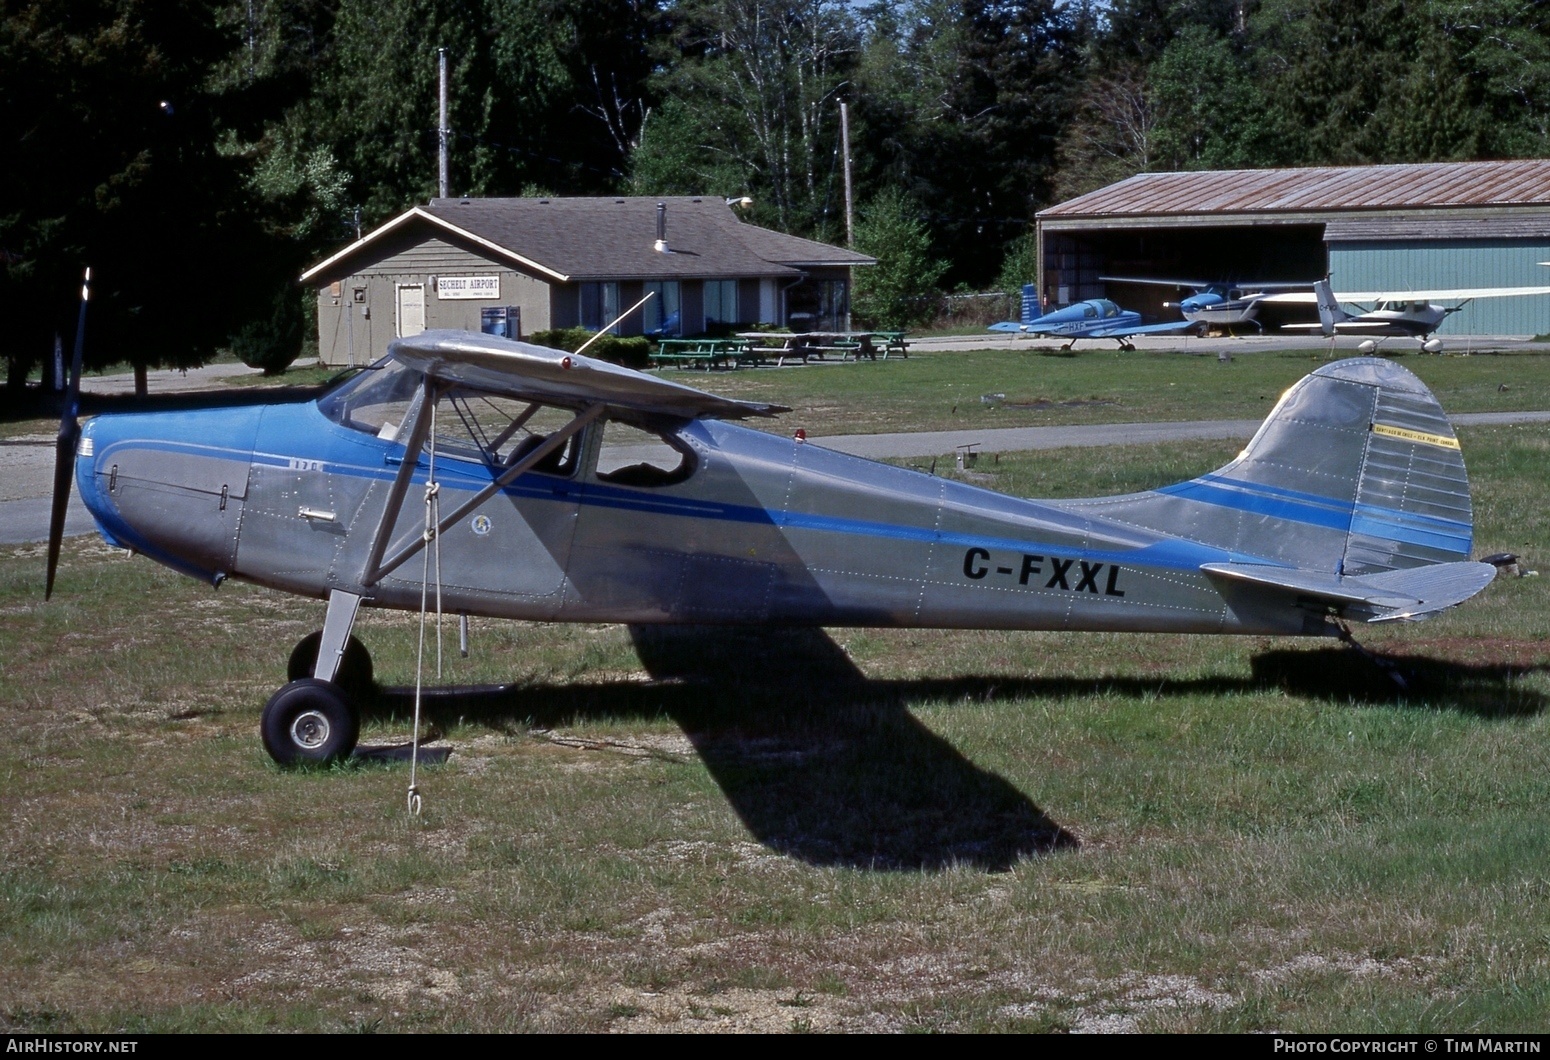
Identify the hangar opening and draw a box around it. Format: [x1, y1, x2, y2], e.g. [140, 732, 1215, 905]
[1043, 224, 1326, 324]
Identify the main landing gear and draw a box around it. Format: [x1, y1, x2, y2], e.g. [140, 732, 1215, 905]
[261, 678, 360, 764]
[262, 591, 372, 765]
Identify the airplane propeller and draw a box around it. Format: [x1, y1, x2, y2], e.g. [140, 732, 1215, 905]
[46, 268, 90, 601]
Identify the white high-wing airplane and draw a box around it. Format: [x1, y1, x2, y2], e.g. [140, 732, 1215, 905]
[1275, 279, 1550, 351]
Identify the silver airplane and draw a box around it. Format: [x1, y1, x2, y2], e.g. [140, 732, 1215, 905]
[49, 328, 1498, 765]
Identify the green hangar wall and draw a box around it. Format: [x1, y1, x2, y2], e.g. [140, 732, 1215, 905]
[1329, 240, 1550, 337]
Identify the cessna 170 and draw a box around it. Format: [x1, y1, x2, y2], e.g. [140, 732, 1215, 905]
[50, 324, 1498, 766]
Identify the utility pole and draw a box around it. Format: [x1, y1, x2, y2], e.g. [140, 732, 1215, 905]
[840, 100, 854, 247]
[438, 48, 449, 199]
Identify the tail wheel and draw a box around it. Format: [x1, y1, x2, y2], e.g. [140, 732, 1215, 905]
[287, 631, 374, 700]
[261, 679, 359, 765]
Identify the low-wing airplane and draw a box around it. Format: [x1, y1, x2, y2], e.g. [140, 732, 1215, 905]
[1100, 276, 1319, 331]
[50, 314, 1500, 766]
[988, 285, 1195, 349]
[1277, 278, 1550, 351]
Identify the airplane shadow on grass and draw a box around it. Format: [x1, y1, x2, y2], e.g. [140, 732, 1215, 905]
[366, 628, 1548, 872]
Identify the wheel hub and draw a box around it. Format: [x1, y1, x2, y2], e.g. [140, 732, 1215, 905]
[290, 709, 332, 750]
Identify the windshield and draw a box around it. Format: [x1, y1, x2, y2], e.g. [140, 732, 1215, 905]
[317, 358, 421, 440]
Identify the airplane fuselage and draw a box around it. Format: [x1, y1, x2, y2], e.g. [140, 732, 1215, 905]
[1023, 299, 1142, 338]
[75, 398, 1325, 639]
[1335, 302, 1450, 338]
[1176, 289, 1260, 328]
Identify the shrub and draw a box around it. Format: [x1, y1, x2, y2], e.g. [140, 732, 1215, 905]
[528, 327, 652, 369]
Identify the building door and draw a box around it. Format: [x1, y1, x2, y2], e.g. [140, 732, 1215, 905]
[396, 284, 426, 337]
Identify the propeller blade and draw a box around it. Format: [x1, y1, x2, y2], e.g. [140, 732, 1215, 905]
[46, 268, 89, 600]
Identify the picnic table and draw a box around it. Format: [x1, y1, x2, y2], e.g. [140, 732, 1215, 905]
[735, 331, 910, 363]
[650, 337, 752, 370]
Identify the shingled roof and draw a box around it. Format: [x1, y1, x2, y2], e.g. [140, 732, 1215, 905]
[303, 196, 873, 284]
[1040, 160, 1550, 219]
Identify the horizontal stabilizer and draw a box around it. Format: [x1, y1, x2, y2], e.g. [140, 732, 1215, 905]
[389, 330, 788, 420]
[1201, 560, 1497, 622]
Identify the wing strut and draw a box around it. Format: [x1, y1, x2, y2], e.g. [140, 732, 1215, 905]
[360, 388, 604, 587]
[359, 376, 445, 587]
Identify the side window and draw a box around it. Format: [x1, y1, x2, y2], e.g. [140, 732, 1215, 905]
[436, 389, 580, 476]
[595, 421, 696, 488]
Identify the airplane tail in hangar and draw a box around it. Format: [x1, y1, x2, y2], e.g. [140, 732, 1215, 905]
[1313, 278, 1349, 335]
[1062, 358, 1479, 584]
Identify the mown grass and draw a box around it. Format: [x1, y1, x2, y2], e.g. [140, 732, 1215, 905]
[666, 345, 1550, 436]
[1, 410, 1549, 1029]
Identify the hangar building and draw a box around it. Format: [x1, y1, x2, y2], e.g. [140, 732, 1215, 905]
[1036, 159, 1550, 336]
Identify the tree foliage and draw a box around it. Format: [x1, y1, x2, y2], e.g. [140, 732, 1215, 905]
[633, 0, 860, 240]
[11, 0, 1550, 389]
[852, 188, 948, 329]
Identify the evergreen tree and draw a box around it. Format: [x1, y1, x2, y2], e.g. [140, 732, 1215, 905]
[0, 0, 267, 393]
[852, 188, 947, 328]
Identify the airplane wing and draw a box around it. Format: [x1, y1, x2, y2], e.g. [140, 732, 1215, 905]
[1281, 320, 1396, 332]
[1090, 320, 1197, 338]
[1263, 286, 1550, 304]
[991, 321, 1082, 336]
[1102, 276, 1316, 292]
[1200, 560, 1496, 622]
[389, 330, 788, 420]
[1101, 275, 1214, 289]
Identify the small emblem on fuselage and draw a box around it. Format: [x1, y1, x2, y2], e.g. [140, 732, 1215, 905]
[471, 514, 492, 536]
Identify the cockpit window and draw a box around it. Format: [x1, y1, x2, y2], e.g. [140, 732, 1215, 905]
[435, 389, 579, 476]
[595, 420, 696, 488]
[318, 360, 579, 476]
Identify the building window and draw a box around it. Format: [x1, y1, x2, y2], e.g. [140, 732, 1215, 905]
[786, 278, 848, 332]
[643, 280, 681, 336]
[579, 282, 621, 332]
[704, 279, 739, 326]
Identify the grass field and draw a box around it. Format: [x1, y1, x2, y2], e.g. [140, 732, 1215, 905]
[2, 353, 1549, 1032]
[663, 345, 1550, 437]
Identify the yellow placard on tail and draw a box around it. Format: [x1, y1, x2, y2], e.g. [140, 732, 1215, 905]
[1371, 422, 1461, 450]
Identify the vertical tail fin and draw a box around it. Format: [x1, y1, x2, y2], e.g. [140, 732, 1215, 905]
[1021, 283, 1038, 326]
[1063, 358, 1473, 575]
[1313, 278, 1346, 336]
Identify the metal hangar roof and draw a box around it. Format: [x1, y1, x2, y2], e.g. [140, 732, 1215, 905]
[1039, 160, 1550, 233]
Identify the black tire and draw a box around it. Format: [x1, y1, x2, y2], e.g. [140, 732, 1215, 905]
[261, 679, 359, 765]
[287, 631, 373, 698]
